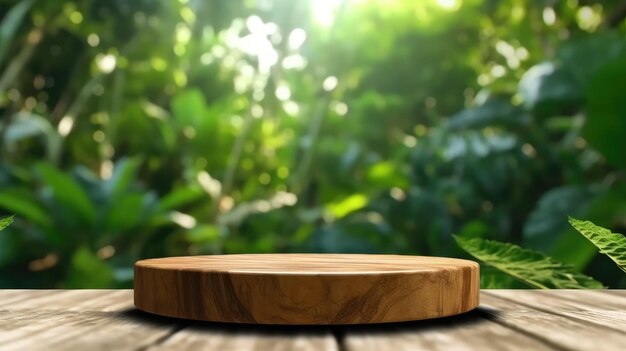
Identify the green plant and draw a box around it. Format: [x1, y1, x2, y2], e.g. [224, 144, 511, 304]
[456, 217, 626, 288]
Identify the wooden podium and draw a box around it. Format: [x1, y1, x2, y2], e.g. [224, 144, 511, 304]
[134, 254, 479, 325]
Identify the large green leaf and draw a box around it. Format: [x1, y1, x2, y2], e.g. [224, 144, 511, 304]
[0, 215, 14, 231]
[518, 62, 583, 117]
[569, 217, 626, 274]
[35, 163, 96, 225]
[454, 236, 603, 289]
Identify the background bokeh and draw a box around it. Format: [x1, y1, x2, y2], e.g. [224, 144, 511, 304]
[0, 0, 625, 288]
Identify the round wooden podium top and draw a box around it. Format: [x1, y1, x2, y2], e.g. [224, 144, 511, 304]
[134, 254, 479, 325]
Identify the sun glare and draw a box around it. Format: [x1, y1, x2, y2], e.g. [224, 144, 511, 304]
[436, 0, 461, 11]
[311, 0, 344, 27]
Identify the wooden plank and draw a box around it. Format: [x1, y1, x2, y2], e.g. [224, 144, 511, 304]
[147, 325, 338, 351]
[0, 290, 179, 351]
[485, 290, 626, 334]
[585, 289, 626, 302]
[481, 291, 626, 351]
[0, 289, 70, 308]
[488, 289, 626, 310]
[342, 309, 555, 351]
[344, 291, 626, 351]
[0, 310, 180, 351]
[0, 290, 339, 351]
[2, 290, 133, 312]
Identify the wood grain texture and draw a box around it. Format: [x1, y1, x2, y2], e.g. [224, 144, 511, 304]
[134, 254, 480, 324]
[341, 310, 554, 351]
[0, 290, 337, 351]
[343, 290, 626, 351]
[0, 290, 177, 351]
[478, 291, 626, 351]
[146, 327, 338, 351]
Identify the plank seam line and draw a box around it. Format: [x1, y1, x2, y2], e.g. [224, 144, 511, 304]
[540, 290, 626, 305]
[333, 328, 346, 351]
[135, 324, 188, 351]
[483, 291, 626, 334]
[480, 292, 572, 351]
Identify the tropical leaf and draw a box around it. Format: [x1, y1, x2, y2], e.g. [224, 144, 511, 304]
[454, 236, 603, 289]
[0, 215, 14, 231]
[569, 217, 626, 274]
[518, 62, 583, 117]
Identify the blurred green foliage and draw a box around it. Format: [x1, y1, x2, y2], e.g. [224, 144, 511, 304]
[0, 0, 625, 288]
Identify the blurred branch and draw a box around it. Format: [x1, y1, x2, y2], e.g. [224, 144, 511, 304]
[208, 111, 255, 223]
[0, 28, 43, 93]
[54, 37, 136, 158]
[56, 74, 102, 138]
[51, 59, 84, 122]
[291, 95, 330, 195]
[289, 1, 348, 196]
[103, 67, 126, 161]
[217, 191, 297, 226]
[222, 112, 254, 196]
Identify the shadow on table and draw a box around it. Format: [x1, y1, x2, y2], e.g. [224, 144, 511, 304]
[119, 306, 498, 335]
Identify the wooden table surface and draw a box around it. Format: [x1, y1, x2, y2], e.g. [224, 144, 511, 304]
[1, 290, 625, 350]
